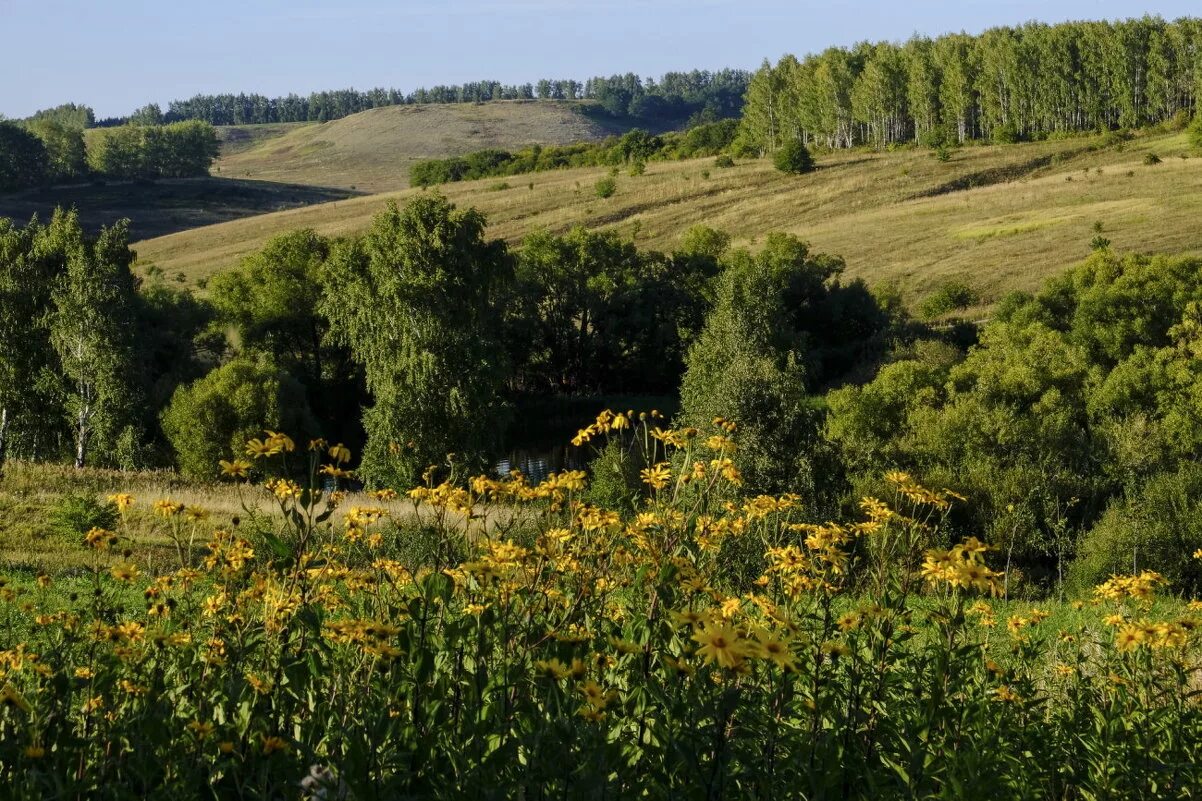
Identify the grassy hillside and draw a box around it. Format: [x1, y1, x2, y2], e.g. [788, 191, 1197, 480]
[211, 100, 632, 193]
[134, 130, 1202, 307]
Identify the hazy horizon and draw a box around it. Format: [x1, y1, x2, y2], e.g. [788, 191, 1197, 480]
[2, 0, 1199, 119]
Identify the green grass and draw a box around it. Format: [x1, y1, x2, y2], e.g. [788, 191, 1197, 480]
[132, 129, 1202, 307]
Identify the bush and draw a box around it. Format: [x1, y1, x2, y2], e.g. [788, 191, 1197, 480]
[1143, 152, 1162, 165]
[918, 280, 980, 319]
[583, 438, 644, 511]
[714, 154, 735, 168]
[594, 176, 617, 198]
[773, 139, 814, 174]
[1068, 465, 1202, 596]
[1189, 115, 1202, 150]
[48, 493, 117, 539]
[628, 160, 646, 177]
[161, 357, 314, 479]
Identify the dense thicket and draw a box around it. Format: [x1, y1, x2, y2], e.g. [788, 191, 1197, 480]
[827, 249, 1202, 595]
[134, 69, 749, 127]
[738, 16, 1202, 152]
[410, 120, 738, 186]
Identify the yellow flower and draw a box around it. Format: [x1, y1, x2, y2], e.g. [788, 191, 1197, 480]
[110, 563, 141, 583]
[107, 493, 135, 512]
[534, 659, 571, 680]
[1115, 623, 1148, 652]
[0, 684, 32, 713]
[692, 621, 749, 669]
[153, 499, 185, 518]
[23, 744, 45, 759]
[328, 443, 352, 464]
[754, 632, 799, 672]
[187, 720, 215, 739]
[260, 735, 289, 755]
[219, 459, 251, 478]
[640, 462, 672, 491]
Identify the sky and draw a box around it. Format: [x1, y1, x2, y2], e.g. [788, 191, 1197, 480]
[1, 0, 1199, 119]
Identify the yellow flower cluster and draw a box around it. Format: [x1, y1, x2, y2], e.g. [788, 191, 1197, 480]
[920, 537, 1001, 594]
[1094, 571, 1165, 603]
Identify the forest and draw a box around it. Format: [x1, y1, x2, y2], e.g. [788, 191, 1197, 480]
[738, 16, 1202, 150]
[92, 69, 751, 128]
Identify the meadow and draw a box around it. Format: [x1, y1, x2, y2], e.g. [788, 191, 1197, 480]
[1, 419, 1199, 799]
[132, 127, 1202, 309]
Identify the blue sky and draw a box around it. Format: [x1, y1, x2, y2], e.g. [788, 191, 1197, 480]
[1, 0, 1198, 119]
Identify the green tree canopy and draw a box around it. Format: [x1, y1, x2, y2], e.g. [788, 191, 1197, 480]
[161, 357, 314, 479]
[321, 195, 512, 486]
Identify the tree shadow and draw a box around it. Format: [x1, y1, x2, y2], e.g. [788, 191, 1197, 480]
[0, 177, 362, 240]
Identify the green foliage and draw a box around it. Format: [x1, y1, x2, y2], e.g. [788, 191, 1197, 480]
[408, 119, 737, 187]
[773, 139, 815, 174]
[321, 195, 511, 487]
[87, 121, 218, 180]
[209, 230, 330, 381]
[510, 227, 718, 396]
[714, 154, 735, 168]
[918, 280, 980, 318]
[680, 234, 841, 495]
[0, 122, 49, 191]
[583, 438, 644, 511]
[829, 249, 1202, 591]
[161, 356, 314, 479]
[27, 103, 94, 130]
[1189, 115, 1202, 149]
[47, 493, 117, 539]
[1143, 152, 1162, 165]
[25, 118, 87, 182]
[594, 176, 617, 198]
[48, 213, 144, 468]
[1069, 464, 1202, 596]
[743, 18, 1202, 149]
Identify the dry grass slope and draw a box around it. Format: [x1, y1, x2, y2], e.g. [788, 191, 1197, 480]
[212, 100, 629, 193]
[135, 130, 1202, 307]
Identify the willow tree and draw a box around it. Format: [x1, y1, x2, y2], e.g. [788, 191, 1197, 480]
[321, 195, 511, 487]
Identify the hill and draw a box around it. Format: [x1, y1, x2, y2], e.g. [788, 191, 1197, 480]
[133, 130, 1202, 308]
[210, 100, 633, 193]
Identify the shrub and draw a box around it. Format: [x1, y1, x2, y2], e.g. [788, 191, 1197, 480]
[628, 160, 646, 177]
[161, 357, 314, 479]
[487, 181, 510, 191]
[918, 280, 980, 319]
[934, 146, 952, 163]
[714, 154, 735, 168]
[48, 493, 117, 539]
[773, 139, 814, 174]
[594, 176, 617, 198]
[1068, 465, 1202, 595]
[1143, 152, 1162, 165]
[1189, 115, 1202, 150]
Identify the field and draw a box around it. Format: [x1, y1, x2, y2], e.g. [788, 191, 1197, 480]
[132, 128, 1202, 308]
[211, 100, 633, 193]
